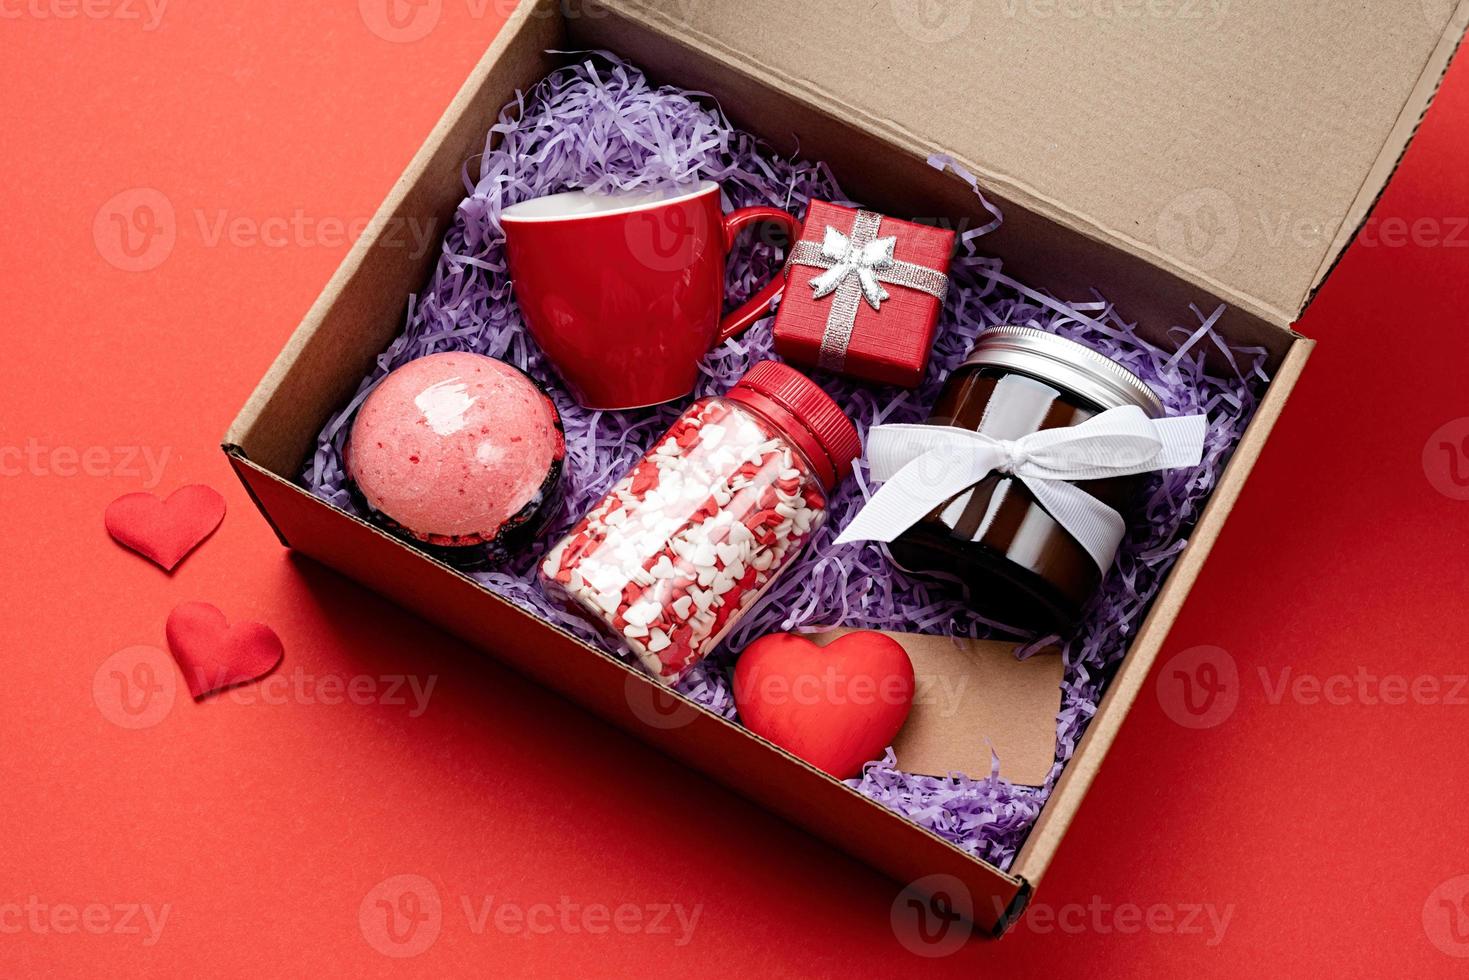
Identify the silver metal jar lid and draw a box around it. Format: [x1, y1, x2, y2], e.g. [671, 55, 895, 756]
[961, 326, 1164, 417]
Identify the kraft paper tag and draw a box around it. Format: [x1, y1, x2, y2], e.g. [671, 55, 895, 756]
[808, 628, 1063, 786]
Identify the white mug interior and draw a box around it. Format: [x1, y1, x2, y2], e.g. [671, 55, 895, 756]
[500, 180, 719, 223]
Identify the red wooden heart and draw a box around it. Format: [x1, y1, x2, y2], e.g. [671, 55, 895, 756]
[105, 485, 226, 571]
[165, 602, 283, 699]
[733, 631, 915, 779]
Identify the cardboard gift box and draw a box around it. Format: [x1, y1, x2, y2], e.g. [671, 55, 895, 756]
[774, 200, 956, 386]
[223, 0, 1467, 936]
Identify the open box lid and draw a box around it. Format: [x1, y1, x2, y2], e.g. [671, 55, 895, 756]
[598, 0, 1467, 331]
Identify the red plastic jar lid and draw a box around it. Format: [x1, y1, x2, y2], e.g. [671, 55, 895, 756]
[726, 360, 860, 492]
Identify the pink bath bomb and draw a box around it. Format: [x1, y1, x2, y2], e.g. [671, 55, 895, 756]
[346, 353, 563, 552]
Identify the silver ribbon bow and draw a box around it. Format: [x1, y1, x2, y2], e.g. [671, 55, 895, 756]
[809, 225, 899, 309]
[834, 404, 1208, 572]
[787, 210, 949, 372]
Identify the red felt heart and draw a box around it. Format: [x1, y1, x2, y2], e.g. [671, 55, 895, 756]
[165, 602, 283, 699]
[733, 631, 916, 779]
[105, 485, 226, 571]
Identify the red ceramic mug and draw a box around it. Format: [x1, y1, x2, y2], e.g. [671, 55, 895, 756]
[502, 181, 800, 410]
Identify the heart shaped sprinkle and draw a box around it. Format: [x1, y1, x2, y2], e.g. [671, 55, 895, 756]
[165, 601, 283, 700]
[733, 631, 916, 779]
[105, 485, 226, 571]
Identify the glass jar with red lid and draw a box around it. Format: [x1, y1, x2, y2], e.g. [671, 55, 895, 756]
[541, 361, 860, 684]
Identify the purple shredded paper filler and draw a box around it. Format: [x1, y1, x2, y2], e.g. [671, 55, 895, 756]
[302, 53, 1269, 871]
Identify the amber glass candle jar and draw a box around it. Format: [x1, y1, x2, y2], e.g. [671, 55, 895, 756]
[887, 326, 1164, 634]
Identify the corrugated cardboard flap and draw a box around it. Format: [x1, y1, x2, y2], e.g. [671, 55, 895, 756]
[603, 0, 1468, 329]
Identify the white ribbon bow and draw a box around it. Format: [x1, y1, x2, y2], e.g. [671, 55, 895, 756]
[834, 405, 1208, 572]
[808, 225, 898, 310]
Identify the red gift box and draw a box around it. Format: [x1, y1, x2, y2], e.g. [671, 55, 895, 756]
[772, 201, 955, 388]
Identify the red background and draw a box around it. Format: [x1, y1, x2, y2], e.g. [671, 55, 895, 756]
[4, 3, 1469, 976]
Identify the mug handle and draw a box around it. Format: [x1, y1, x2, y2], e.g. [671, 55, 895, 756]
[715, 207, 804, 346]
